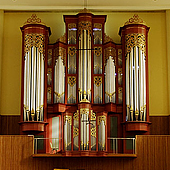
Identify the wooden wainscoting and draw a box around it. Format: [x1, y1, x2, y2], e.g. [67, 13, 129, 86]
[0, 135, 170, 170]
[0, 115, 169, 135]
[149, 116, 169, 135]
[0, 115, 20, 135]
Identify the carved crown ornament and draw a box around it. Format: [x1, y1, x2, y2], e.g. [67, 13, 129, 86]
[24, 14, 45, 25]
[78, 8, 92, 14]
[124, 14, 147, 26]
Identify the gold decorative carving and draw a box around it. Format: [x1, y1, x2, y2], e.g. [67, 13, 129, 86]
[94, 76, 102, 87]
[105, 92, 116, 98]
[104, 33, 113, 43]
[91, 127, 96, 138]
[94, 95, 102, 101]
[78, 8, 92, 14]
[80, 108, 89, 116]
[68, 46, 76, 56]
[68, 23, 77, 29]
[24, 14, 42, 24]
[97, 115, 106, 126]
[24, 33, 45, 54]
[94, 47, 102, 57]
[104, 47, 116, 66]
[118, 87, 122, 94]
[94, 23, 102, 29]
[118, 68, 122, 74]
[47, 87, 51, 94]
[73, 110, 79, 121]
[78, 21, 92, 36]
[125, 33, 146, 56]
[64, 115, 72, 125]
[54, 47, 66, 66]
[73, 126, 79, 138]
[48, 49, 52, 56]
[68, 76, 76, 87]
[47, 68, 52, 74]
[91, 111, 96, 121]
[54, 92, 64, 98]
[118, 49, 122, 56]
[124, 14, 146, 26]
[135, 110, 139, 116]
[80, 98, 90, 103]
[56, 33, 66, 43]
[67, 94, 76, 100]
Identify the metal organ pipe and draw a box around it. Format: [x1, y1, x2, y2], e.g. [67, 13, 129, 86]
[87, 33, 91, 101]
[143, 53, 146, 121]
[78, 24, 91, 102]
[23, 45, 45, 121]
[139, 50, 143, 121]
[23, 53, 27, 121]
[40, 53, 44, 121]
[27, 51, 31, 121]
[36, 52, 40, 121]
[130, 48, 134, 121]
[126, 47, 147, 121]
[134, 46, 139, 120]
[126, 53, 130, 121]
[84, 29, 87, 99]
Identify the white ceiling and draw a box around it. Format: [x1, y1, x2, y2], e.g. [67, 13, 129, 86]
[0, 0, 170, 11]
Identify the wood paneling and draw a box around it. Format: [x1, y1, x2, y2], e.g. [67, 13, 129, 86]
[1, 116, 20, 135]
[0, 135, 170, 170]
[0, 115, 169, 136]
[150, 116, 169, 135]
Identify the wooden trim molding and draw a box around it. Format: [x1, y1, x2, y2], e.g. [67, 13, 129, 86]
[0, 115, 1, 134]
[150, 116, 169, 135]
[124, 121, 151, 132]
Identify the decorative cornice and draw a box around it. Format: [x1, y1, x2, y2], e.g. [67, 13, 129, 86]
[124, 14, 147, 26]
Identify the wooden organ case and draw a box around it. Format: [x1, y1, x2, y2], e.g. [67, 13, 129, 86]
[20, 11, 150, 156]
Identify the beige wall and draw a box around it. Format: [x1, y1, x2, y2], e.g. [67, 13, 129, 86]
[0, 11, 168, 116]
[0, 10, 4, 115]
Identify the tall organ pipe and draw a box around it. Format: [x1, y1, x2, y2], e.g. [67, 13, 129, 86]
[126, 53, 130, 120]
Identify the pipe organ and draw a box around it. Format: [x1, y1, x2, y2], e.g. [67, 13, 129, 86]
[20, 11, 150, 156]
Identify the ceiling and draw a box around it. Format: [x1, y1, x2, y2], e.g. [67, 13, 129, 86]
[0, 0, 170, 11]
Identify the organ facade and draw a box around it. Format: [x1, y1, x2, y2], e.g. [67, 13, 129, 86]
[19, 10, 150, 156]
